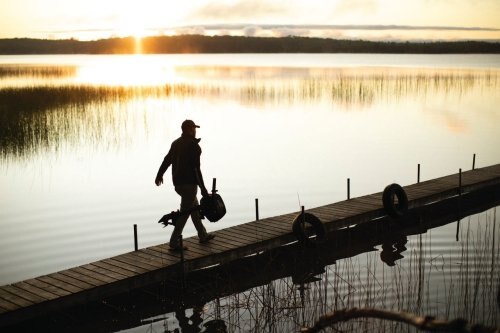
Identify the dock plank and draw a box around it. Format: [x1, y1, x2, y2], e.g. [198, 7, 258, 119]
[181, 239, 221, 256]
[308, 208, 337, 223]
[250, 219, 292, 233]
[60, 269, 106, 287]
[23, 278, 70, 297]
[351, 197, 383, 209]
[50, 272, 94, 291]
[149, 243, 211, 259]
[120, 252, 166, 270]
[80, 263, 130, 280]
[232, 225, 278, 241]
[217, 227, 264, 243]
[0, 287, 33, 308]
[185, 239, 230, 254]
[0, 297, 20, 312]
[1, 285, 46, 305]
[35, 275, 80, 296]
[137, 248, 186, 263]
[13, 282, 59, 301]
[104, 258, 150, 275]
[212, 231, 255, 248]
[71, 266, 118, 284]
[0, 305, 9, 314]
[93, 260, 139, 278]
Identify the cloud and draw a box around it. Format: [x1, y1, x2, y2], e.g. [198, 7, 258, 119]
[173, 26, 206, 36]
[273, 28, 311, 38]
[174, 23, 500, 32]
[43, 23, 500, 41]
[164, 23, 500, 42]
[243, 26, 259, 37]
[189, 0, 289, 21]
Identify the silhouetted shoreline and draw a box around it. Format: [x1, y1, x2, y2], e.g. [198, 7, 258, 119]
[1, 35, 500, 54]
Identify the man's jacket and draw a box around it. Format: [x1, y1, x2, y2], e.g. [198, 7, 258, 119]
[157, 134, 202, 186]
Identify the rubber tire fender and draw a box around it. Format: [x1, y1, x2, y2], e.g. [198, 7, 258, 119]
[292, 212, 327, 246]
[382, 183, 408, 218]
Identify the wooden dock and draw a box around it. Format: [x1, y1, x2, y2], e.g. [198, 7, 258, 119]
[1, 164, 500, 327]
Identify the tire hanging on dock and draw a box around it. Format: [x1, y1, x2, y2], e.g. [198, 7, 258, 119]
[292, 212, 327, 246]
[382, 183, 408, 218]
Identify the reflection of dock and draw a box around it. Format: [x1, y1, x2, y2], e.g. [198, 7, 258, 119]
[1, 164, 500, 327]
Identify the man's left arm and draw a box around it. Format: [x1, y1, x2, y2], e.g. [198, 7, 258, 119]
[193, 143, 209, 197]
[155, 150, 172, 186]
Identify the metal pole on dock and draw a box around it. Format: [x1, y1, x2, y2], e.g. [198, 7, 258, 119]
[212, 178, 217, 193]
[255, 198, 259, 221]
[179, 235, 185, 262]
[456, 168, 462, 241]
[459, 168, 462, 196]
[472, 154, 476, 170]
[347, 178, 350, 200]
[417, 164, 421, 183]
[179, 235, 186, 290]
[133, 224, 138, 251]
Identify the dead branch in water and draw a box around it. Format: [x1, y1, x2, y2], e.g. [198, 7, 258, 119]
[301, 308, 500, 333]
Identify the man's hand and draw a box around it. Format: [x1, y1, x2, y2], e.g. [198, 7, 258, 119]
[155, 175, 163, 186]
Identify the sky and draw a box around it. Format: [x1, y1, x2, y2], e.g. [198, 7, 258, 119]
[1, 0, 500, 41]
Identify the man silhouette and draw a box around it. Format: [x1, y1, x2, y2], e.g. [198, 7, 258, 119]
[155, 120, 215, 251]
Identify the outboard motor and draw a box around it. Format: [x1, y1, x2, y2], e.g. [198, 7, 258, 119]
[200, 193, 226, 222]
[159, 178, 226, 227]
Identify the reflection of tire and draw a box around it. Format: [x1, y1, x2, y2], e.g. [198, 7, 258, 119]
[292, 212, 326, 246]
[382, 183, 408, 218]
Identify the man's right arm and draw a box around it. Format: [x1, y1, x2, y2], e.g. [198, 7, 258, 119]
[192, 142, 209, 197]
[155, 150, 172, 186]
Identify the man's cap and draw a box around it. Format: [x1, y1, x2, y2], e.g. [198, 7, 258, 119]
[181, 119, 200, 131]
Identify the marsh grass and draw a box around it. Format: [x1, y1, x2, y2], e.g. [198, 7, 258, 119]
[240, 71, 499, 108]
[194, 209, 500, 332]
[1, 66, 499, 160]
[0, 65, 77, 78]
[0, 84, 197, 159]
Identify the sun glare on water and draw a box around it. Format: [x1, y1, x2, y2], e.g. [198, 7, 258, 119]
[75, 57, 179, 86]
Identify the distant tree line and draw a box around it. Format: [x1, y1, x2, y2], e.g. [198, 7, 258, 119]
[1, 35, 500, 54]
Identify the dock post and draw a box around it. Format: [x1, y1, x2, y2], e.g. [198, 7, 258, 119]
[133, 224, 138, 251]
[301, 206, 305, 224]
[212, 178, 217, 193]
[417, 164, 421, 183]
[456, 168, 462, 241]
[255, 198, 259, 221]
[179, 235, 186, 290]
[254, 198, 261, 244]
[459, 168, 462, 196]
[472, 154, 476, 170]
[347, 178, 350, 200]
[179, 235, 185, 263]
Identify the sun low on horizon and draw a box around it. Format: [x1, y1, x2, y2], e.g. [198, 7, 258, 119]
[0, 0, 192, 40]
[1, 0, 500, 42]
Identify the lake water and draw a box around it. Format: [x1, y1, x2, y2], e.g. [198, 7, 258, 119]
[1, 54, 500, 331]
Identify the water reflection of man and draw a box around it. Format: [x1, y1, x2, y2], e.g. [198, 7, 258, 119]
[175, 305, 204, 333]
[172, 303, 227, 333]
[155, 120, 215, 251]
[380, 235, 407, 267]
